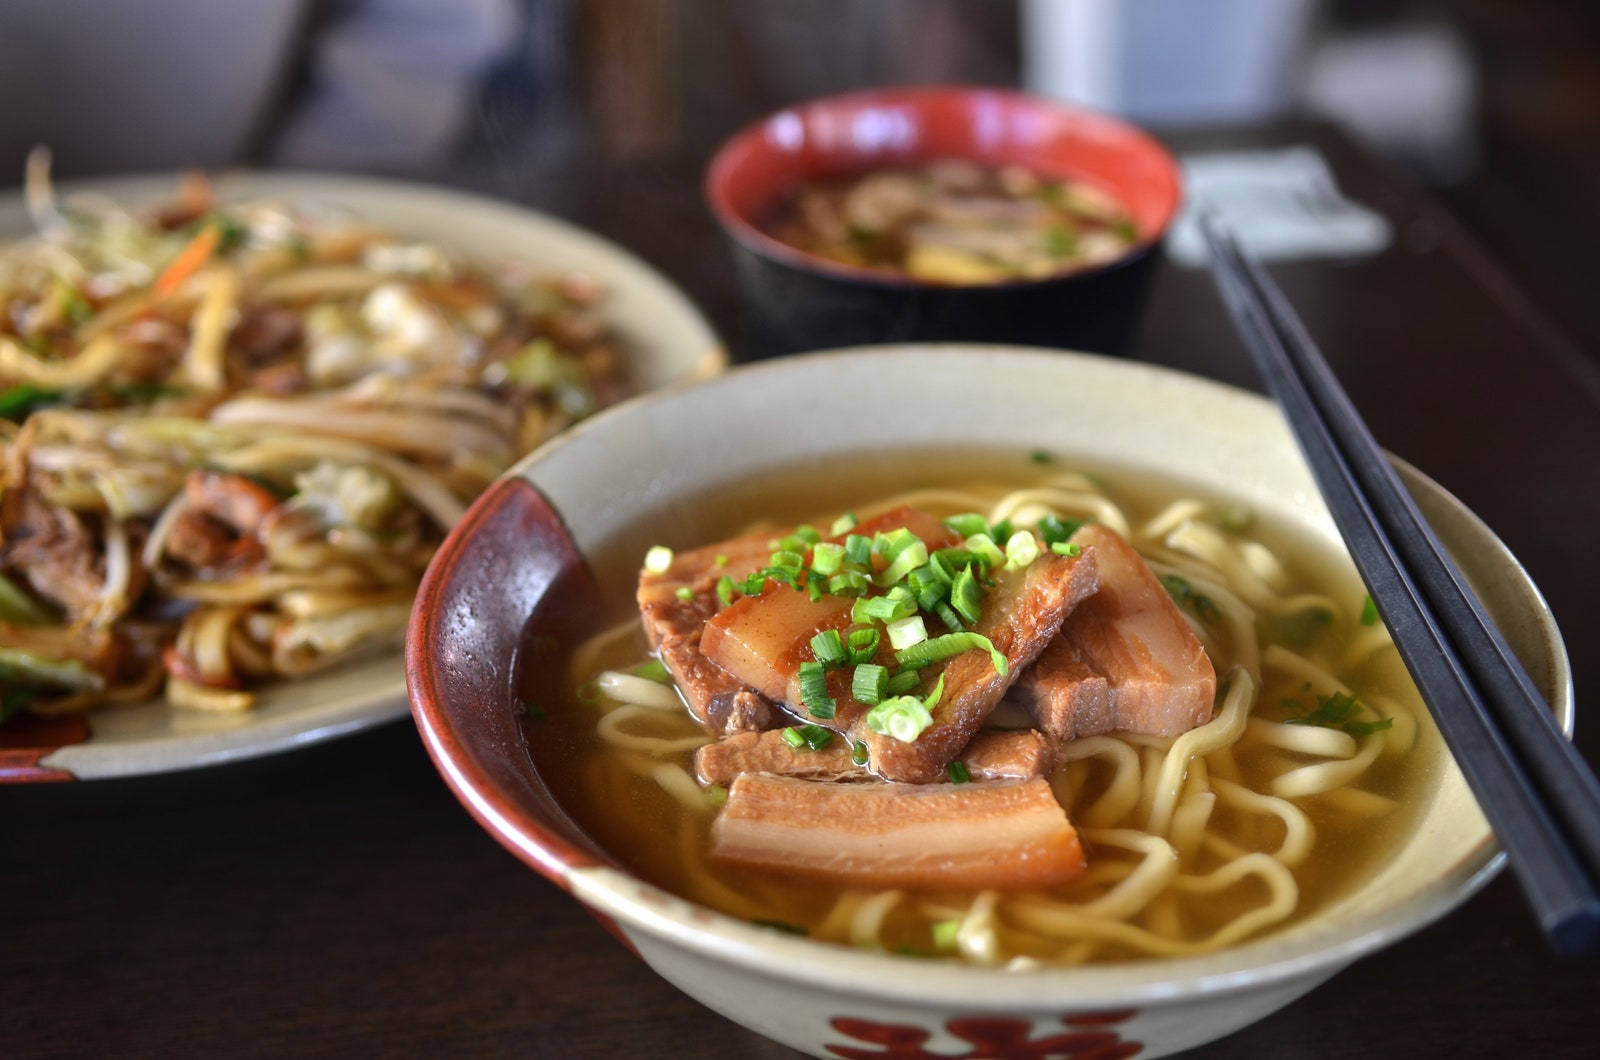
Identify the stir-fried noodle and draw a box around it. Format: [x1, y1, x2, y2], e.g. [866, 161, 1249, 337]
[0, 150, 628, 719]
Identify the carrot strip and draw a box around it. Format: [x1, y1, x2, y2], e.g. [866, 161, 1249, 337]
[153, 223, 222, 299]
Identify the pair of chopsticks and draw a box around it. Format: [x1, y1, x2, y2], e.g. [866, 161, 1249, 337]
[1200, 216, 1600, 956]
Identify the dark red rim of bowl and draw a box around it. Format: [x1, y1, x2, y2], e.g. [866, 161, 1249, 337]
[705, 84, 1184, 290]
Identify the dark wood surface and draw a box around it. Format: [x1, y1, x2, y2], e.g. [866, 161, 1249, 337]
[6, 122, 1600, 1059]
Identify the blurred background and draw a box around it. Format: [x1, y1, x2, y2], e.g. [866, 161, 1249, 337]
[0, 0, 1594, 358]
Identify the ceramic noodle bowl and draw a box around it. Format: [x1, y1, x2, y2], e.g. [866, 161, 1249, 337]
[406, 346, 1571, 1059]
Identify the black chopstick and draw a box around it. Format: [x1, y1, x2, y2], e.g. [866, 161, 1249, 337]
[1200, 215, 1600, 956]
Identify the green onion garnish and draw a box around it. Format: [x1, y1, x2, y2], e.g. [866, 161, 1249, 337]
[932, 919, 962, 951]
[828, 570, 872, 597]
[875, 539, 929, 587]
[643, 545, 674, 574]
[950, 568, 984, 627]
[1037, 514, 1082, 546]
[674, 585, 694, 602]
[810, 628, 848, 668]
[1360, 595, 1379, 626]
[714, 553, 729, 567]
[885, 669, 920, 697]
[798, 660, 836, 719]
[963, 533, 1005, 570]
[716, 575, 737, 607]
[846, 627, 880, 664]
[851, 740, 870, 766]
[865, 695, 934, 743]
[811, 541, 846, 575]
[844, 534, 873, 567]
[886, 614, 928, 651]
[830, 512, 858, 536]
[632, 659, 672, 683]
[780, 726, 806, 749]
[947, 760, 970, 784]
[770, 548, 805, 571]
[781, 724, 834, 751]
[1050, 541, 1082, 557]
[1003, 530, 1040, 570]
[895, 631, 1007, 676]
[943, 512, 989, 538]
[852, 592, 916, 625]
[852, 663, 889, 705]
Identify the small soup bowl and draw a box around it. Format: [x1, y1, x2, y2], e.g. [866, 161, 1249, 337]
[406, 346, 1571, 1059]
[705, 87, 1183, 359]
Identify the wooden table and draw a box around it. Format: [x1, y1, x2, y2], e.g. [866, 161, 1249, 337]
[7, 123, 1599, 1058]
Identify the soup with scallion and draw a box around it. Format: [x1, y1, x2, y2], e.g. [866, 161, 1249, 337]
[520, 451, 1434, 967]
[759, 160, 1140, 284]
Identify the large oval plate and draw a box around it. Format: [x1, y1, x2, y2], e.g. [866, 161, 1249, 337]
[0, 171, 723, 781]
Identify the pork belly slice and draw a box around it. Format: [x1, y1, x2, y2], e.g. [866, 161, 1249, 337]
[701, 589, 859, 726]
[855, 548, 1099, 783]
[637, 530, 779, 736]
[693, 727, 1055, 787]
[710, 774, 1085, 890]
[1016, 524, 1216, 739]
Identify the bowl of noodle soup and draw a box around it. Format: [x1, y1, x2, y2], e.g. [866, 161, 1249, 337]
[407, 345, 1570, 1059]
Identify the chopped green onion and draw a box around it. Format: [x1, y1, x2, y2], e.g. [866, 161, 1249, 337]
[770, 548, 805, 571]
[864, 695, 934, 743]
[643, 545, 674, 574]
[846, 627, 880, 664]
[1360, 595, 1379, 626]
[1029, 449, 1052, 464]
[1003, 530, 1040, 571]
[852, 663, 889, 705]
[843, 534, 873, 567]
[828, 570, 872, 597]
[706, 785, 729, 808]
[1218, 504, 1254, 532]
[885, 669, 920, 697]
[932, 919, 962, 951]
[950, 567, 984, 627]
[852, 592, 916, 625]
[830, 512, 858, 536]
[875, 539, 929, 587]
[946, 760, 970, 784]
[895, 631, 1007, 676]
[1050, 541, 1082, 556]
[930, 548, 978, 583]
[632, 659, 672, 683]
[886, 614, 928, 651]
[714, 553, 729, 567]
[797, 724, 833, 750]
[798, 660, 836, 719]
[922, 672, 946, 712]
[943, 513, 989, 538]
[934, 601, 967, 633]
[793, 524, 822, 545]
[963, 533, 1005, 570]
[1037, 515, 1083, 546]
[988, 517, 1013, 542]
[806, 576, 825, 603]
[716, 575, 737, 607]
[873, 527, 923, 561]
[674, 585, 694, 602]
[851, 740, 870, 766]
[780, 726, 806, 749]
[810, 628, 848, 668]
[811, 541, 846, 576]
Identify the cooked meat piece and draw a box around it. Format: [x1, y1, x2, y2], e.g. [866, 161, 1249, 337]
[1011, 649, 1113, 741]
[853, 547, 1099, 783]
[1017, 524, 1216, 739]
[693, 726, 1055, 787]
[638, 530, 779, 735]
[710, 774, 1086, 890]
[1, 488, 105, 615]
[700, 505, 963, 735]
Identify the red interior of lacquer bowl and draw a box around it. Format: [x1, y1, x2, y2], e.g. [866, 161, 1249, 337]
[406, 475, 614, 886]
[706, 86, 1183, 276]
